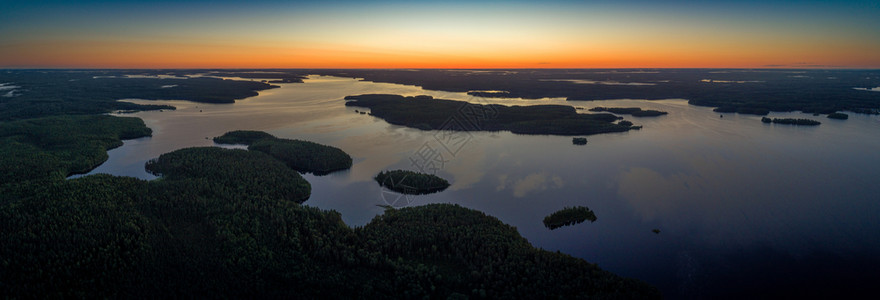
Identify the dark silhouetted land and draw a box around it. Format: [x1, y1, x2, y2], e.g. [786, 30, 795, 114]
[827, 112, 849, 120]
[375, 169, 450, 194]
[344, 94, 640, 135]
[761, 117, 821, 125]
[214, 130, 352, 175]
[311, 69, 880, 116]
[543, 206, 598, 230]
[589, 106, 668, 117]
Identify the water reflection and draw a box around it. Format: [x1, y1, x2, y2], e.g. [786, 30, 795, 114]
[80, 75, 880, 298]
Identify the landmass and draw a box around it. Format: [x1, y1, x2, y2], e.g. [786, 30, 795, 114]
[145, 147, 312, 202]
[375, 169, 451, 194]
[761, 117, 821, 125]
[543, 206, 598, 230]
[0, 70, 276, 120]
[214, 130, 352, 175]
[0, 115, 152, 184]
[0, 70, 680, 298]
[344, 94, 640, 135]
[0, 144, 658, 298]
[572, 137, 588, 145]
[312, 69, 880, 116]
[589, 106, 668, 117]
[205, 71, 307, 83]
[827, 112, 849, 120]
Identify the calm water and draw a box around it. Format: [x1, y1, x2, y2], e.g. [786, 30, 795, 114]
[81, 75, 880, 298]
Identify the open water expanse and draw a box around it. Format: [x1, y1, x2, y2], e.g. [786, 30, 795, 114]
[79, 75, 880, 298]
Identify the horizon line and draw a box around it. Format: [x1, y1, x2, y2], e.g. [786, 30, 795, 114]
[3, 67, 880, 71]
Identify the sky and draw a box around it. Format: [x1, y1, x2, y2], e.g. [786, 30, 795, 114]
[1, 0, 878, 69]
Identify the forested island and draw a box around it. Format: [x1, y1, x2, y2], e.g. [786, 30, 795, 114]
[761, 117, 822, 126]
[589, 106, 668, 117]
[0, 71, 658, 298]
[827, 112, 849, 120]
[543, 206, 598, 230]
[312, 69, 880, 116]
[572, 137, 588, 145]
[375, 170, 451, 194]
[344, 94, 640, 135]
[214, 130, 352, 175]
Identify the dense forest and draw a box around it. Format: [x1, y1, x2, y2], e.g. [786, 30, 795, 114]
[827, 112, 849, 120]
[313, 69, 880, 116]
[0, 70, 276, 120]
[0, 71, 657, 297]
[761, 117, 822, 125]
[375, 170, 451, 195]
[543, 206, 598, 230]
[588, 107, 668, 117]
[0, 145, 658, 298]
[213, 130, 353, 175]
[0, 115, 152, 186]
[345, 94, 640, 135]
[145, 147, 312, 202]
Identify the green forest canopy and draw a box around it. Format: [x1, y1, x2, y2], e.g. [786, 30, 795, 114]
[0, 70, 659, 298]
[375, 169, 451, 195]
[214, 130, 352, 175]
[345, 94, 639, 135]
[543, 206, 598, 230]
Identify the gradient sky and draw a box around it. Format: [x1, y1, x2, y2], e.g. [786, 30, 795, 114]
[1, 0, 878, 68]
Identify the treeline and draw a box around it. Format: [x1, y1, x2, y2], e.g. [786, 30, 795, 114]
[345, 94, 639, 136]
[761, 117, 821, 126]
[0, 115, 152, 186]
[206, 71, 307, 83]
[213, 130, 352, 175]
[589, 107, 668, 117]
[0, 151, 660, 298]
[313, 69, 880, 116]
[0, 70, 276, 121]
[145, 147, 312, 203]
[375, 169, 450, 195]
[827, 112, 849, 120]
[543, 206, 598, 230]
[360, 204, 658, 298]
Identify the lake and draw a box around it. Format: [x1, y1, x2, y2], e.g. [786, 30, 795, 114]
[79, 75, 880, 298]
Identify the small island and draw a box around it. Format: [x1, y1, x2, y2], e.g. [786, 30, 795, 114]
[213, 130, 352, 175]
[827, 112, 849, 120]
[572, 137, 588, 145]
[714, 106, 770, 116]
[543, 206, 597, 230]
[761, 117, 821, 125]
[589, 107, 668, 117]
[375, 170, 450, 195]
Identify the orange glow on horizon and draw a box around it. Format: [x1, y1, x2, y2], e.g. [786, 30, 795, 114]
[3, 2, 880, 69]
[4, 38, 879, 69]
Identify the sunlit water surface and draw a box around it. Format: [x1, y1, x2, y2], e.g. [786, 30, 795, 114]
[79, 75, 880, 298]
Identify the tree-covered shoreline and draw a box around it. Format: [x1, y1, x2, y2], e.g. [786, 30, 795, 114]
[345, 94, 641, 135]
[543, 206, 598, 230]
[0, 70, 663, 298]
[213, 130, 352, 175]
